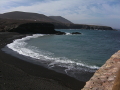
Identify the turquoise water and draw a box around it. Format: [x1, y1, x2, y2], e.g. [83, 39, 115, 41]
[26, 29, 120, 66]
[5, 29, 120, 81]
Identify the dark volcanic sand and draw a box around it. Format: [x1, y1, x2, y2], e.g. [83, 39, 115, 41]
[0, 32, 85, 90]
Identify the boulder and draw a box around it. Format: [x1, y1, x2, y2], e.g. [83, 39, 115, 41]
[55, 31, 66, 35]
[71, 32, 81, 34]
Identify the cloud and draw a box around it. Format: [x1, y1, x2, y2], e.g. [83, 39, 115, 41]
[0, 0, 120, 28]
[1, 0, 120, 17]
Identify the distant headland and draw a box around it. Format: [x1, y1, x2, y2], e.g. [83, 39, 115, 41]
[0, 11, 115, 33]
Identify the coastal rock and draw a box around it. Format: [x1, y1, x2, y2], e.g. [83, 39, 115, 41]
[55, 31, 66, 35]
[71, 32, 81, 34]
[0, 18, 64, 34]
[54, 23, 114, 30]
[9, 23, 55, 34]
[0, 11, 114, 30]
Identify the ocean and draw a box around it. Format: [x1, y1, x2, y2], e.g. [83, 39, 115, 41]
[3, 29, 120, 81]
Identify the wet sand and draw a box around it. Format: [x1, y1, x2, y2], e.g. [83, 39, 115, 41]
[0, 32, 85, 90]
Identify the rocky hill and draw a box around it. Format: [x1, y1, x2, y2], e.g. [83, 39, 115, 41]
[49, 16, 73, 24]
[53, 23, 113, 30]
[0, 18, 65, 34]
[0, 11, 114, 30]
[0, 11, 59, 23]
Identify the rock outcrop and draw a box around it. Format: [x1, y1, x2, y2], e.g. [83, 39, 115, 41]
[54, 23, 113, 30]
[9, 23, 55, 34]
[0, 18, 64, 34]
[82, 50, 120, 90]
[0, 11, 114, 30]
[71, 32, 81, 34]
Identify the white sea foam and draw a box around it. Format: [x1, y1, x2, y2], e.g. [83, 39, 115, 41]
[7, 34, 99, 74]
[7, 34, 44, 54]
[65, 32, 72, 35]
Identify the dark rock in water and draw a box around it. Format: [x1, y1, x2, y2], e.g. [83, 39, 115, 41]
[55, 31, 66, 35]
[71, 32, 81, 34]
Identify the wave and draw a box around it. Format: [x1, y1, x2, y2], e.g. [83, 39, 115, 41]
[65, 32, 72, 35]
[7, 34, 99, 74]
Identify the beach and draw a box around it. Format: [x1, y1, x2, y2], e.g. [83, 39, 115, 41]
[0, 32, 85, 90]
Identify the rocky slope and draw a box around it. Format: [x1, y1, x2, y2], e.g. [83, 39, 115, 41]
[0, 11, 59, 23]
[0, 18, 65, 34]
[53, 23, 113, 30]
[49, 16, 73, 24]
[0, 11, 114, 30]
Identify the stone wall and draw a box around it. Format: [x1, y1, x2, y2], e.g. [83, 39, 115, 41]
[82, 50, 120, 90]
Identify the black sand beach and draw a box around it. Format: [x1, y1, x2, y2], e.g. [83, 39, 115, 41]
[0, 32, 85, 90]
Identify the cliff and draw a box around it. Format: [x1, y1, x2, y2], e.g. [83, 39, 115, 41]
[0, 18, 64, 34]
[82, 50, 120, 90]
[53, 23, 113, 30]
[0, 11, 114, 30]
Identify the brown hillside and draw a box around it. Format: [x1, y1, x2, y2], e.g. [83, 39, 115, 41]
[49, 16, 73, 24]
[0, 11, 59, 23]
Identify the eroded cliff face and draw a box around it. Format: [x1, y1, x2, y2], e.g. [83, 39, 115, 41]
[0, 11, 114, 30]
[9, 23, 55, 34]
[0, 19, 57, 34]
[82, 50, 120, 90]
[53, 23, 114, 30]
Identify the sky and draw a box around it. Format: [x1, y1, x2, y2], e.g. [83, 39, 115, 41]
[0, 0, 120, 29]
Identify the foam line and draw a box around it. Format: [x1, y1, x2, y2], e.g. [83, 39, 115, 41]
[7, 34, 99, 73]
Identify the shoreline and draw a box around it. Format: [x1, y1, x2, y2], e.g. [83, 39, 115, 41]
[82, 50, 120, 90]
[0, 32, 85, 90]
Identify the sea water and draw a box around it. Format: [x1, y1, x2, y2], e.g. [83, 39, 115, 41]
[4, 29, 120, 81]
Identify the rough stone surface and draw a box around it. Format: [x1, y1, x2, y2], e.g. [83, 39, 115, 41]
[82, 50, 120, 90]
[0, 11, 114, 30]
[0, 18, 65, 35]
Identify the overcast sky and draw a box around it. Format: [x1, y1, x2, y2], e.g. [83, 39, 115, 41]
[0, 0, 120, 29]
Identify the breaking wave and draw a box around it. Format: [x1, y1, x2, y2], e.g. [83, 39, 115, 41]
[7, 34, 99, 73]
